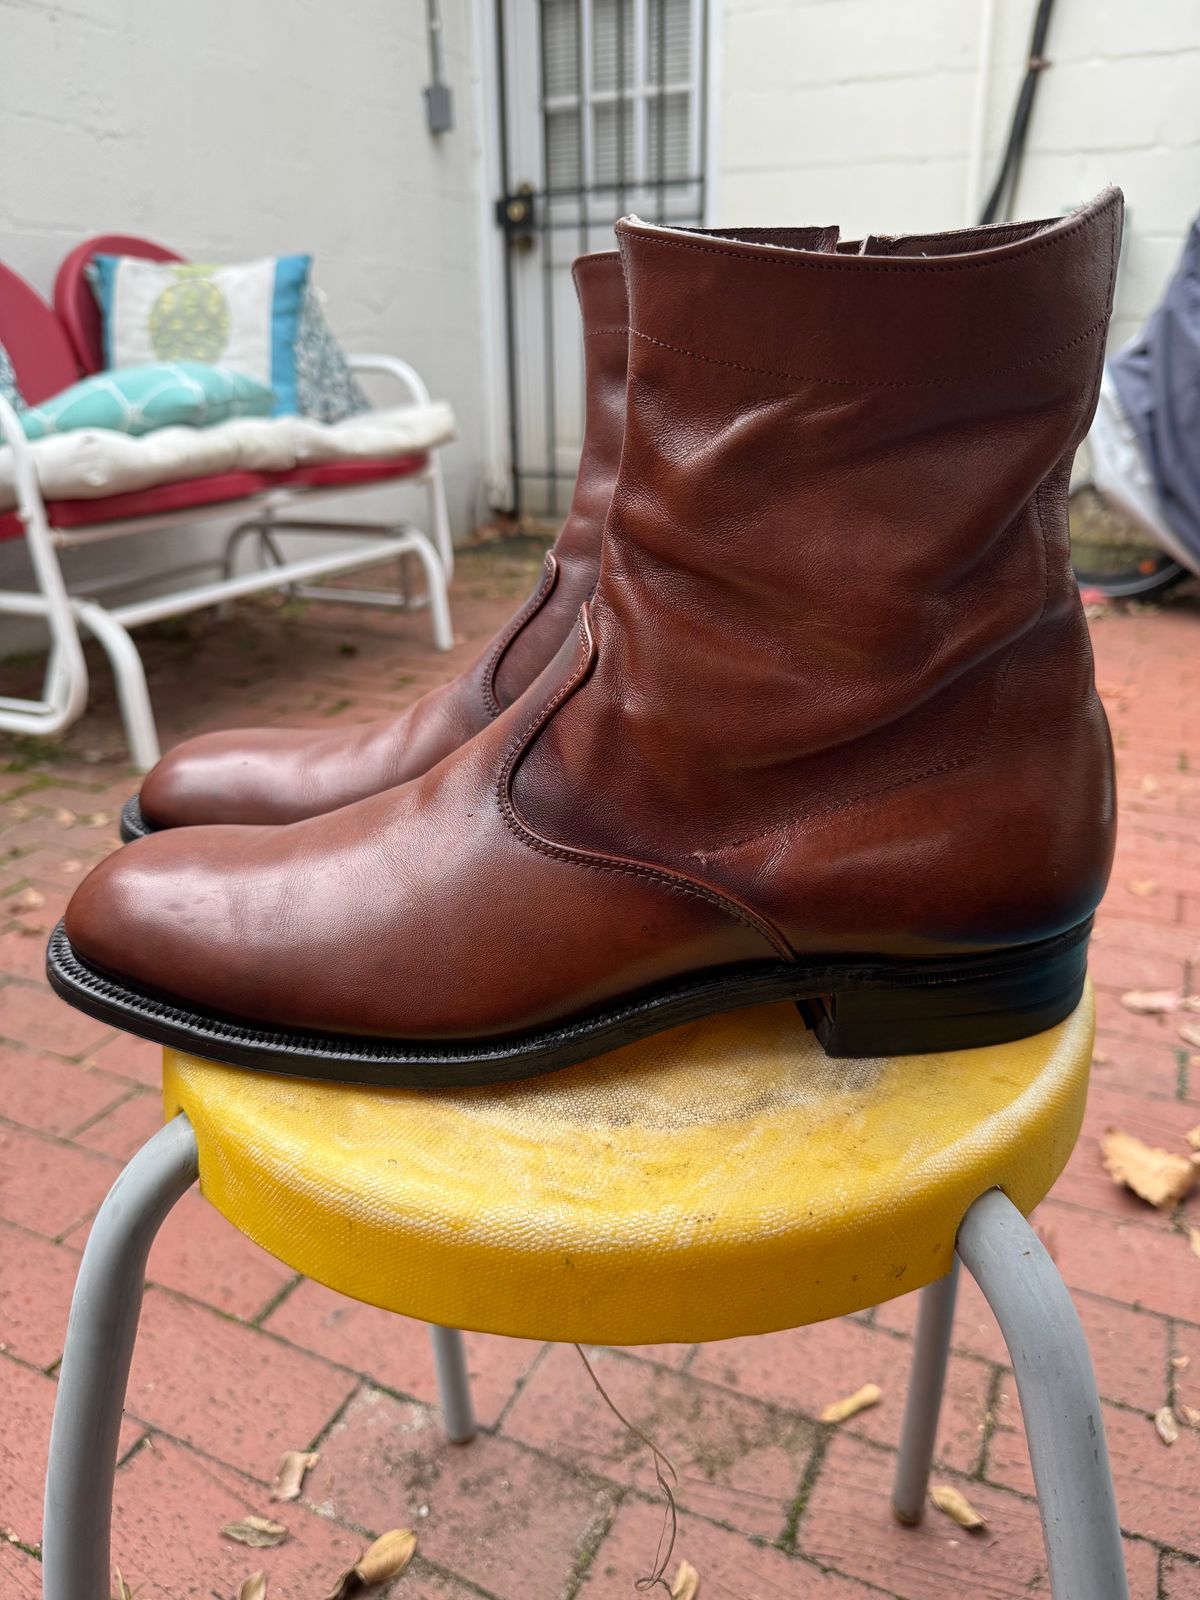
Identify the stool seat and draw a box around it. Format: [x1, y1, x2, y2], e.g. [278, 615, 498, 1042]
[162, 984, 1093, 1345]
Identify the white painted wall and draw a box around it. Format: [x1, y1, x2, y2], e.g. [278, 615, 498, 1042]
[0, 0, 492, 649]
[713, 0, 1200, 347]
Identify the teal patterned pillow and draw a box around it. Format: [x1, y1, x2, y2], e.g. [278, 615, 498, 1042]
[0, 341, 23, 412]
[16, 362, 273, 442]
[294, 288, 370, 423]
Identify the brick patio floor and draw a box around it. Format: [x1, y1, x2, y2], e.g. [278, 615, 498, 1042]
[1, 550, 1199, 1600]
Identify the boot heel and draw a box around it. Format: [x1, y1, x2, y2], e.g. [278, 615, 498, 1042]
[798, 926, 1091, 1059]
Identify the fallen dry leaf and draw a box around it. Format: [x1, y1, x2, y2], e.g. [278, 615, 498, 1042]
[820, 1383, 882, 1424]
[1187, 1126, 1200, 1153]
[1141, 774, 1162, 796]
[1172, 1353, 1192, 1370]
[1176, 1405, 1200, 1429]
[1100, 1129, 1197, 1208]
[54, 808, 76, 827]
[239, 1573, 267, 1600]
[1127, 878, 1159, 897]
[1091, 1048, 1111, 1066]
[1183, 997, 1200, 1013]
[270, 1448, 319, 1502]
[930, 1484, 987, 1530]
[1180, 1023, 1200, 1051]
[671, 1558, 701, 1599]
[221, 1515, 288, 1550]
[1155, 1406, 1179, 1446]
[80, 810, 112, 828]
[1119, 989, 1180, 1015]
[11, 886, 45, 912]
[324, 1529, 418, 1598]
[355, 1530, 417, 1587]
[1189, 1227, 1200, 1261]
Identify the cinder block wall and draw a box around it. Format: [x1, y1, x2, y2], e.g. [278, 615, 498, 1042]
[0, 0, 488, 642]
[715, 0, 1200, 347]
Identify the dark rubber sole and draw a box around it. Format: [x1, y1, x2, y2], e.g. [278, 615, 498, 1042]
[119, 796, 155, 843]
[45, 917, 1092, 1088]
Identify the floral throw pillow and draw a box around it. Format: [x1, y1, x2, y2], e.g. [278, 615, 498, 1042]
[294, 287, 370, 424]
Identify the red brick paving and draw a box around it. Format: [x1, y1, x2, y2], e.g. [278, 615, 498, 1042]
[0, 562, 1199, 1598]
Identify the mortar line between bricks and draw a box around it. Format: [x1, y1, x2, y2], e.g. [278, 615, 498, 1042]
[0, 1015, 124, 1067]
[0, 1345, 60, 1382]
[0, 1109, 125, 1163]
[404, 1555, 507, 1600]
[778, 1424, 832, 1552]
[1, 1533, 42, 1562]
[65, 1080, 154, 1141]
[306, 1376, 365, 1454]
[972, 1364, 1006, 1481]
[491, 1336, 552, 1431]
[560, 1485, 626, 1600]
[676, 1342, 700, 1374]
[250, 1270, 304, 1327]
[115, 1429, 152, 1470]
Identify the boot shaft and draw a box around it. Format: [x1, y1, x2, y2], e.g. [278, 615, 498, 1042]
[546, 250, 628, 565]
[513, 194, 1123, 952]
[599, 194, 1121, 782]
[492, 250, 627, 708]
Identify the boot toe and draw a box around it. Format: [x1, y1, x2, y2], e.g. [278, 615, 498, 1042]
[65, 833, 199, 996]
[62, 827, 265, 1014]
[139, 730, 303, 829]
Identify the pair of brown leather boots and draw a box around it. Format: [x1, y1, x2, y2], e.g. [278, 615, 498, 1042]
[50, 193, 1123, 1087]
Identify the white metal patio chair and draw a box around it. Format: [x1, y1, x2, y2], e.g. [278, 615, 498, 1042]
[0, 252, 453, 770]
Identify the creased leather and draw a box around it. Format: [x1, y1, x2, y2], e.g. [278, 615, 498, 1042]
[136, 251, 629, 829]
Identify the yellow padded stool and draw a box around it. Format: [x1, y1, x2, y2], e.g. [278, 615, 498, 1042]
[164, 992, 1092, 1346]
[43, 983, 1130, 1600]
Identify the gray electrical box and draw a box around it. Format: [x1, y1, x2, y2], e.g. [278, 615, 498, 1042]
[425, 81, 454, 134]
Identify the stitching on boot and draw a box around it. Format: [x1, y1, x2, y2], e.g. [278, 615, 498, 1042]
[628, 314, 1112, 390]
[481, 552, 559, 719]
[496, 611, 793, 960]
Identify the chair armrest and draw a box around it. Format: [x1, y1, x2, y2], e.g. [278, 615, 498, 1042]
[0, 392, 47, 524]
[347, 354, 433, 409]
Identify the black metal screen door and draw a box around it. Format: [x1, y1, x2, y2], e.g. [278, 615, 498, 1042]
[494, 0, 710, 518]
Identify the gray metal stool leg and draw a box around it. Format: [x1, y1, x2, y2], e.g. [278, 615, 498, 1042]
[892, 1257, 959, 1524]
[428, 1324, 477, 1443]
[955, 1188, 1128, 1600]
[42, 1113, 199, 1600]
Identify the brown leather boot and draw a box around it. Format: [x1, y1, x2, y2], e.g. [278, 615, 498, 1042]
[119, 250, 629, 842]
[52, 194, 1122, 1084]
